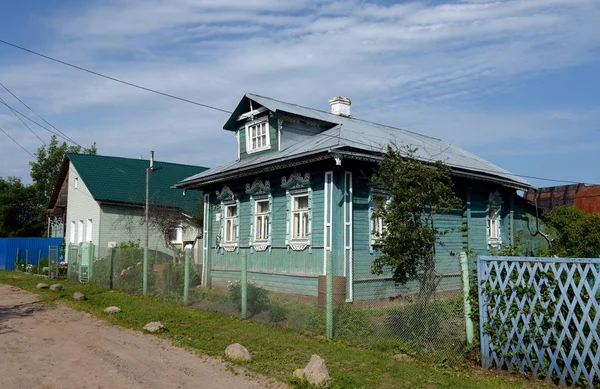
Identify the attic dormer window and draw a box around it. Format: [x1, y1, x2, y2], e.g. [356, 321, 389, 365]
[246, 117, 270, 153]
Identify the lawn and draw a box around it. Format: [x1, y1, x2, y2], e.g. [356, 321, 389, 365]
[0, 270, 552, 389]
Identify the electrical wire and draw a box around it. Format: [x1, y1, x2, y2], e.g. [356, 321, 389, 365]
[0, 95, 46, 145]
[0, 39, 230, 114]
[1, 38, 595, 186]
[0, 81, 76, 145]
[0, 125, 35, 158]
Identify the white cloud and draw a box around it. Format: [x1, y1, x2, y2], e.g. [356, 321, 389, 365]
[0, 0, 599, 185]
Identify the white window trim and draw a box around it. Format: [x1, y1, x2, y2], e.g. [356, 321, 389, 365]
[253, 198, 270, 243]
[77, 220, 84, 243]
[290, 193, 310, 244]
[222, 203, 239, 250]
[487, 207, 502, 248]
[370, 197, 389, 246]
[86, 219, 93, 242]
[70, 221, 75, 243]
[245, 117, 270, 154]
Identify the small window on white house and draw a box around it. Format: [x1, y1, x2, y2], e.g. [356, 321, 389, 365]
[74, 177, 78, 189]
[169, 225, 183, 244]
[245, 118, 270, 153]
[254, 200, 270, 241]
[224, 204, 238, 243]
[70, 221, 75, 243]
[77, 220, 84, 243]
[86, 219, 92, 242]
[291, 194, 310, 241]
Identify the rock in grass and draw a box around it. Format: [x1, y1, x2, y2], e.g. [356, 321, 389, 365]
[104, 306, 121, 314]
[225, 343, 252, 362]
[393, 353, 413, 362]
[36, 283, 49, 289]
[73, 292, 86, 301]
[143, 321, 164, 333]
[50, 284, 62, 291]
[293, 354, 332, 387]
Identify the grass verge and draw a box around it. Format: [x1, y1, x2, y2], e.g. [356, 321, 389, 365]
[0, 271, 552, 389]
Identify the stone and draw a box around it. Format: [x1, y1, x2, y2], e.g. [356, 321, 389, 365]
[73, 292, 86, 301]
[393, 353, 414, 362]
[294, 354, 332, 386]
[143, 321, 164, 333]
[49, 284, 62, 291]
[104, 306, 121, 314]
[225, 343, 252, 362]
[36, 283, 49, 289]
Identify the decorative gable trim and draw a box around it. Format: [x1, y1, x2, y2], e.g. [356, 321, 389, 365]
[245, 178, 271, 196]
[281, 171, 311, 190]
[215, 185, 235, 202]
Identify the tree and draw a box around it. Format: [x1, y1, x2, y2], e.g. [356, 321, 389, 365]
[0, 177, 44, 237]
[537, 206, 600, 258]
[30, 135, 97, 202]
[371, 145, 462, 298]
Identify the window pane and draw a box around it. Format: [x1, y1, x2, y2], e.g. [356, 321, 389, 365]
[256, 200, 268, 214]
[294, 195, 308, 210]
[227, 206, 237, 217]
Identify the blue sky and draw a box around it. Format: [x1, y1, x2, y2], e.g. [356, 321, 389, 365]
[0, 0, 599, 188]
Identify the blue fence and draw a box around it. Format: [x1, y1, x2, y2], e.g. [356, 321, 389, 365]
[0, 238, 63, 270]
[478, 255, 600, 388]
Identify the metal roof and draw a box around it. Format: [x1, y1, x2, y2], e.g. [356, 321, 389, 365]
[52, 154, 208, 215]
[179, 93, 530, 189]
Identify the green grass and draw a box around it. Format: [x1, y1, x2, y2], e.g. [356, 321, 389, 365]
[0, 271, 552, 389]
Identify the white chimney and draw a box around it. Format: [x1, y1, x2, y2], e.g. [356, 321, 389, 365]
[329, 96, 351, 117]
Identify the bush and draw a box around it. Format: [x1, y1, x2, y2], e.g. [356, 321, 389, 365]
[268, 301, 288, 323]
[228, 281, 270, 317]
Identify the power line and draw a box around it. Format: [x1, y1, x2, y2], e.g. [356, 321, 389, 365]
[0, 38, 231, 114]
[0, 38, 594, 186]
[0, 98, 76, 145]
[0, 125, 35, 158]
[0, 81, 76, 145]
[0, 95, 46, 145]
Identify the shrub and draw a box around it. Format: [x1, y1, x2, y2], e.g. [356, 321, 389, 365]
[228, 281, 270, 317]
[268, 301, 288, 323]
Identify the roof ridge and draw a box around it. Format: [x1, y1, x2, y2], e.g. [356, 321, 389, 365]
[245, 92, 443, 142]
[67, 152, 207, 169]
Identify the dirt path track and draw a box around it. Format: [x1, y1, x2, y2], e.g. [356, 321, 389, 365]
[0, 285, 281, 389]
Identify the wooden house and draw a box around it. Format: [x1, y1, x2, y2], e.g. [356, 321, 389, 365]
[177, 93, 543, 300]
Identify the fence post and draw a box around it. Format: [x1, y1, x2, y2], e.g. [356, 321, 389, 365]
[25, 249, 29, 273]
[66, 245, 72, 280]
[16, 248, 20, 271]
[184, 245, 192, 305]
[326, 251, 333, 339]
[241, 249, 248, 319]
[109, 247, 116, 289]
[88, 244, 94, 282]
[460, 252, 474, 345]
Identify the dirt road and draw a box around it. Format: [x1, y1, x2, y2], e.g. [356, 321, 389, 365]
[0, 285, 281, 389]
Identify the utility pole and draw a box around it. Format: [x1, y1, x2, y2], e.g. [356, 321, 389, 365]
[143, 151, 154, 296]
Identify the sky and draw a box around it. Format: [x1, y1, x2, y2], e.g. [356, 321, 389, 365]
[0, 0, 599, 188]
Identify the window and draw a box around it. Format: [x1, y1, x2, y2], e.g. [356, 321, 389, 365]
[70, 221, 75, 243]
[86, 219, 92, 242]
[291, 195, 310, 241]
[371, 201, 385, 242]
[169, 226, 183, 244]
[245, 118, 270, 153]
[74, 177, 79, 189]
[77, 220, 84, 243]
[254, 200, 270, 241]
[224, 204, 238, 243]
[488, 208, 500, 247]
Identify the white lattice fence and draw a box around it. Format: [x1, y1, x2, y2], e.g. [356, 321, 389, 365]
[478, 256, 600, 388]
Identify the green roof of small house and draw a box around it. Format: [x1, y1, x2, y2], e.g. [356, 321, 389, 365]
[57, 154, 208, 215]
